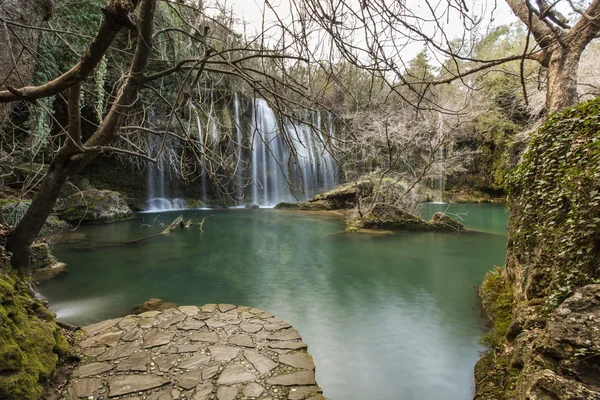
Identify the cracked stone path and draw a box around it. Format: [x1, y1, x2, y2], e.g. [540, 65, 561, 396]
[64, 304, 325, 400]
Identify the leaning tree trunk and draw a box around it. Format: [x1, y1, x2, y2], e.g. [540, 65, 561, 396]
[6, 164, 70, 272]
[0, 0, 53, 126]
[5, 0, 155, 274]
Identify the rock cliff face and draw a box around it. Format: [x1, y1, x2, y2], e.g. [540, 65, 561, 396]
[475, 98, 600, 399]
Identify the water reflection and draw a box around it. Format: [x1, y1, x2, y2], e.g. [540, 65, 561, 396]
[40, 206, 508, 400]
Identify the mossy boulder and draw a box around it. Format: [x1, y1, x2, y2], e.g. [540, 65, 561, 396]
[275, 182, 367, 210]
[0, 249, 69, 400]
[7, 163, 49, 190]
[361, 205, 432, 230]
[29, 243, 57, 270]
[311, 184, 358, 208]
[445, 189, 505, 204]
[430, 212, 465, 231]
[55, 189, 134, 224]
[29, 243, 67, 282]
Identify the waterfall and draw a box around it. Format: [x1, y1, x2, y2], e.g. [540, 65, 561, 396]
[145, 134, 188, 211]
[434, 111, 445, 204]
[190, 101, 208, 206]
[145, 95, 339, 210]
[250, 98, 338, 206]
[233, 94, 243, 200]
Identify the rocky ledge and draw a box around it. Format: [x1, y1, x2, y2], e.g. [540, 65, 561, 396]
[65, 304, 324, 400]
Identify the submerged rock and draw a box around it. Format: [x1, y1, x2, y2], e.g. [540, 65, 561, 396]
[55, 189, 134, 224]
[33, 262, 68, 282]
[430, 212, 464, 231]
[133, 298, 177, 314]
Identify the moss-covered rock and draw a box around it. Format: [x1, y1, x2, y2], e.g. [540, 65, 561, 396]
[361, 205, 432, 230]
[430, 212, 465, 231]
[55, 189, 134, 224]
[274, 199, 337, 210]
[29, 243, 57, 270]
[474, 267, 518, 399]
[0, 248, 69, 400]
[476, 98, 600, 399]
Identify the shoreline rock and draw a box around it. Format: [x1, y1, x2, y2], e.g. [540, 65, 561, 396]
[55, 189, 134, 224]
[133, 298, 177, 314]
[30, 242, 68, 282]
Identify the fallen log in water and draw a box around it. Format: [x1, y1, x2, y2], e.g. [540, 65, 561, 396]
[125, 215, 184, 244]
[198, 215, 213, 232]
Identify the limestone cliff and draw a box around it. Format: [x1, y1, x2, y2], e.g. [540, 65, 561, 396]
[475, 98, 600, 399]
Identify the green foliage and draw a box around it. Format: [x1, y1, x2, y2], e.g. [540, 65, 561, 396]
[479, 268, 514, 347]
[475, 267, 517, 399]
[508, 97, 600, 307]
[0, 251, 68, 400]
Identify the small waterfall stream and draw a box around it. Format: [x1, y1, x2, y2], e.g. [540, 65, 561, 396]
[146, 95, 338, 209]
[146, 135, 188, 211]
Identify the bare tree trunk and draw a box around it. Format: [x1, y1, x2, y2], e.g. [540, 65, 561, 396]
[0, 0, 53, 125]
[6, 163, 69, 272]
[546, 48, 582, 114]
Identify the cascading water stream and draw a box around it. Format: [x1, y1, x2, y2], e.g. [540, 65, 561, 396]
[431, 111, 445, 204]
[146, 96, 338, 210]
[250, 99, 338, 206]
[190, 102, 208, 206]
[233, 94, 243, 200]
[145, 134, 188, 211]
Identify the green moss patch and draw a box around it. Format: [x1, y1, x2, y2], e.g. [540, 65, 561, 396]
[507, 97, 600, 306]
[475, 267, 517, 399]
[0, 250, 69, 400]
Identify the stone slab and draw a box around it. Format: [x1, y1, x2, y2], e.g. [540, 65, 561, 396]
[216, 363, 257, 385]
[278, 352, 315, 370]
[267, 371, 316, 386]
[74, 361, 114, 378]
[244, 350, 278, 375]
[108, 375, 168, 396]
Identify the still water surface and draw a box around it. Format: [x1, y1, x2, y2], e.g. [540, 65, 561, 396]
[39, 203, 509, 400]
